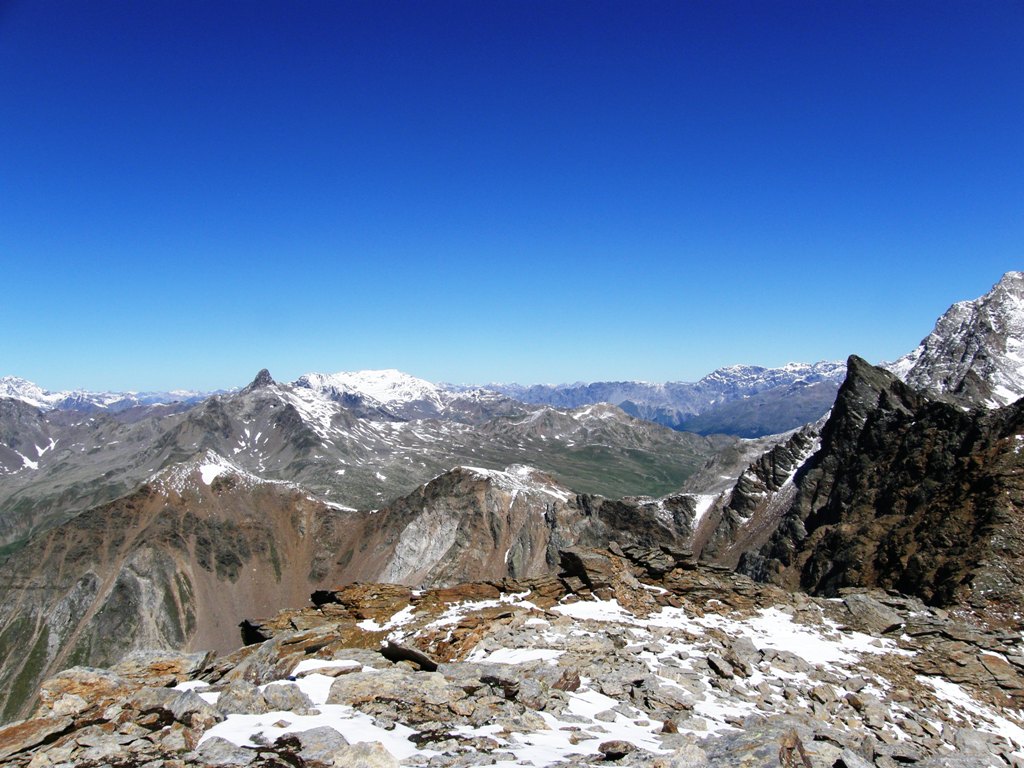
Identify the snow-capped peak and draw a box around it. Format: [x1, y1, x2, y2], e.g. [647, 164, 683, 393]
[0, 376, 63, 409]
[294, 369, 448, 411]
[887, 271, 1024, 407]
[697, 361, 846, 388]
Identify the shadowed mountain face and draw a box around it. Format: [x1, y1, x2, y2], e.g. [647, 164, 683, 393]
[690, 274, 1024, 624]
[0, 459, 703, 722]
[702, 356, 1024, 627]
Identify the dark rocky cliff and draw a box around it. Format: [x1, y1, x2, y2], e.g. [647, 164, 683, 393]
[736, 355, 1024, 627]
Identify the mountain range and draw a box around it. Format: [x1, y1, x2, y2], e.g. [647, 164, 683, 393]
[3, 361, 848, 440]
[1, 271, 1024, 764]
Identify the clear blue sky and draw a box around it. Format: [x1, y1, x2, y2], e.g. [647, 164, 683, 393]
[2, 1, 1021, 391]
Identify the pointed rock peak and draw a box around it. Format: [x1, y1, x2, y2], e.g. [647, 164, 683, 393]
[243, 369, 276, 392]
[991, 270, 1024, 303]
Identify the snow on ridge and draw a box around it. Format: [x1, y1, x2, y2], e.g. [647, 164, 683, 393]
[151, 449, 292, 495]
[0, 375, 211, 411]
[572, 403, 624, 421]
[690, 493, 717, 530]
[294, 369, 447, 410]
[457, 464, 572, 502]
[0, 376, 65, 409]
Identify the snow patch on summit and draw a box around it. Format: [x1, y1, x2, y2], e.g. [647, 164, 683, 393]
[295, 369, 447, 411]
[458, 465, 573, 503]
[888, 271, 1024, 407]
[152, 450, 296, 495]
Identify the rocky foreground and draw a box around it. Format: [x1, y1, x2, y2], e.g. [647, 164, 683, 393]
[3, 545, 1023, 767]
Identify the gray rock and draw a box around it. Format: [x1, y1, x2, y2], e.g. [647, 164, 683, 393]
[834, 748, 873, 768]
[517, 677, 551, 710]
[652, 741, 710, 767]
[953, 727, 1009, 754]
[171, 689, 224, 729]
[193, 736, 257, 766]
[327, 668, 468, 725]
[216, 680, 269, 715]
[127, 686, 180, 719]
[706, 654, 734, 679]
[599, 739, 637, 760]
[276, 726, 350, 766]
[0, 717, 74, 762]
[112, 649, 215, 685]
[263, 681, 314, 712]
[328, 741, 399, 767]
[810, 683, 836, 704]
[840, 594, 906, 634]
[151, 722, 191, 752]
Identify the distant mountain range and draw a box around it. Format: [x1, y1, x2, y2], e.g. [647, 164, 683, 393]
[8, 269, 1023, 442]
[3, 359, 848, 440]
[477, 361, 847, 437]
[0, 377, 214, 413]
[0, 367, 731, 551]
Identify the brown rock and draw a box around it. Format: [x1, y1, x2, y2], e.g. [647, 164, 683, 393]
[36, 667, 135, 717]
[111, 650, 215, 687]
[0, 716, 73, 761]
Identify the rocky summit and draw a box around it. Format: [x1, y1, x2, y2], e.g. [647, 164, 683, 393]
[2, 546, 1023, 767]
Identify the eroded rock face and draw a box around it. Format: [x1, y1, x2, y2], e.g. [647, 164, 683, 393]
[4, 547, 1023, 768]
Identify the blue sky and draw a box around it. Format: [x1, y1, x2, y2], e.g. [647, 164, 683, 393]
[1, 1, 1021, 391]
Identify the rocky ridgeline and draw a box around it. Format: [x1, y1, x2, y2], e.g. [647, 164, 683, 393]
[3, 547, 1023, 768]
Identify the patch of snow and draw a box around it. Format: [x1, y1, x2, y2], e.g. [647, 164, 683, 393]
[690, 494, 717, 529]
[467, 647, 563, 664]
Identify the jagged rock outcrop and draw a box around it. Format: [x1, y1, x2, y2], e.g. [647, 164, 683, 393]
[889, 270, 1024, 407]
[733, 355, 1024, 627]
[241, 368, 276, 393]
[3, 547, 1022, 767]
[697, 424, 821, 566]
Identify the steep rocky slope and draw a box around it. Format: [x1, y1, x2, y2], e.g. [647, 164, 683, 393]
[710, 356, 1024, 627]
[4, 547, 1023, 767]
[0, 457, 702, 723]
